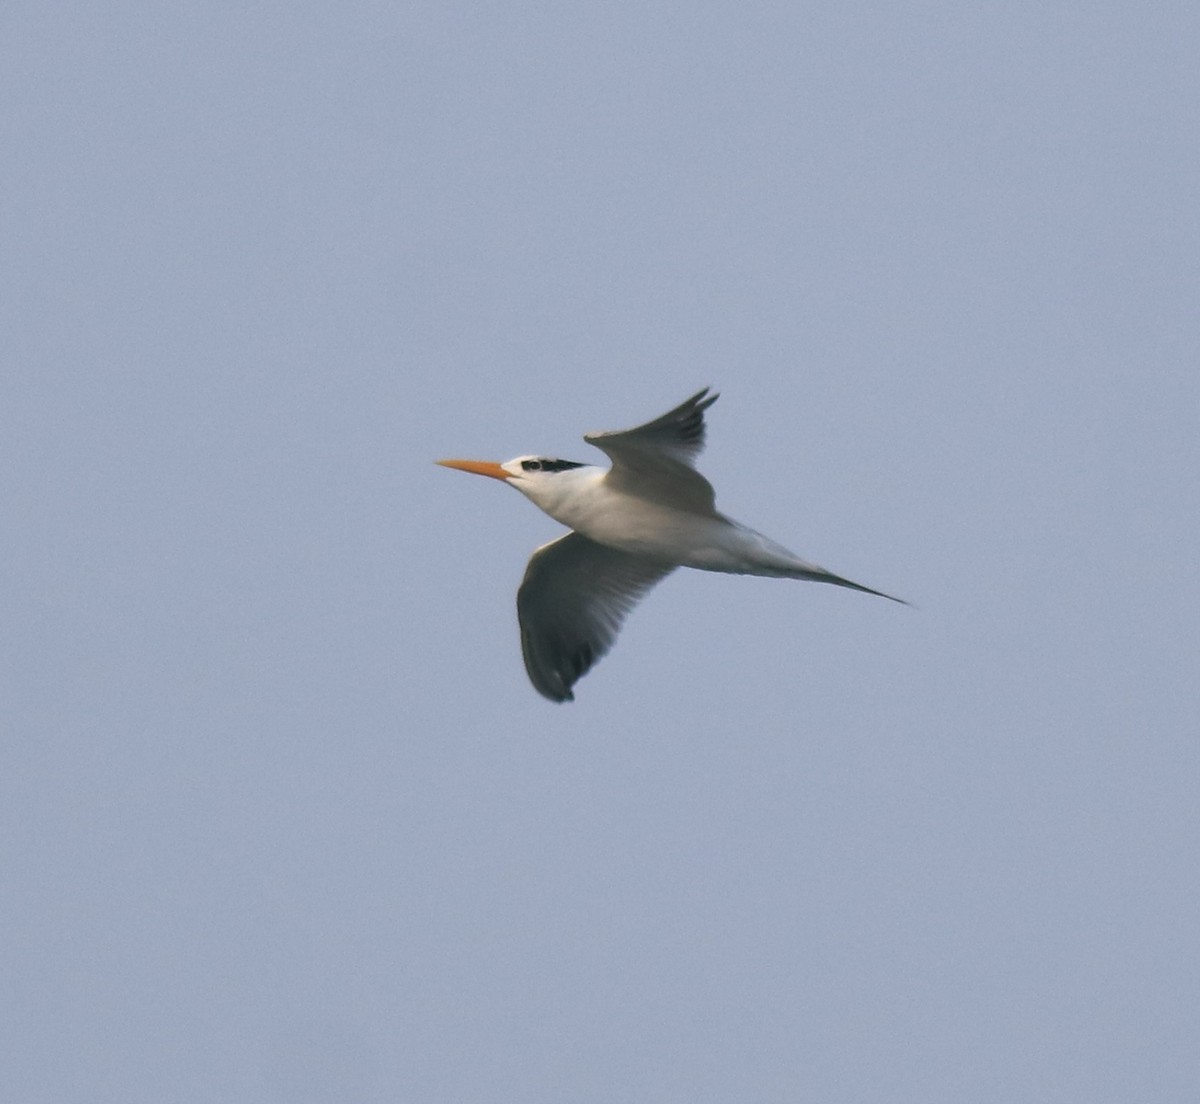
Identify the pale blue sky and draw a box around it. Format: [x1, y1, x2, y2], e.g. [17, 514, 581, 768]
[4, 2, 1198, 1101]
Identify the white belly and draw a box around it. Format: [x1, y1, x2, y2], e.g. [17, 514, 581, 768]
[562, 493, 802, 575]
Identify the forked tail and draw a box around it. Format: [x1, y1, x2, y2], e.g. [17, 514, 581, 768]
[784, 564, 909, 605]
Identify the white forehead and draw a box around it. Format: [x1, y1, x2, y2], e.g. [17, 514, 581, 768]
[501, 455, 537, 476]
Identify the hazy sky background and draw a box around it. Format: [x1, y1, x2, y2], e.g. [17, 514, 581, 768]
[4, 2, 1198, 1101]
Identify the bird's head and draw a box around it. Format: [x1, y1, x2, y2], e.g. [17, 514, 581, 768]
[436, 455, 598, 512]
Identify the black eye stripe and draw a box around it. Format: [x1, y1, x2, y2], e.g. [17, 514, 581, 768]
[521, 458, 584, 473]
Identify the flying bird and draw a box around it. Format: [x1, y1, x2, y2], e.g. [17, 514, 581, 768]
[437, 388, 903, 702]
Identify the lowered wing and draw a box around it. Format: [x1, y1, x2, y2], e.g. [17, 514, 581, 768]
[517, 532, 674, 702]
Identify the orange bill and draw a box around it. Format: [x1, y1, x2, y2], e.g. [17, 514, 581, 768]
[435, 459, 510, 481]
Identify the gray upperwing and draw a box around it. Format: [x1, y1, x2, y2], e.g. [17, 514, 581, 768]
[584, 387, 720, 514]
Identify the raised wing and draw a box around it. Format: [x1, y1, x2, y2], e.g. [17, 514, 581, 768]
[517, 532, 674, 702]
[584, 387, 719, 513]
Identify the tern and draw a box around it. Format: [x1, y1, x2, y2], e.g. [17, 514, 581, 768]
[438, 388, 903, 702]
